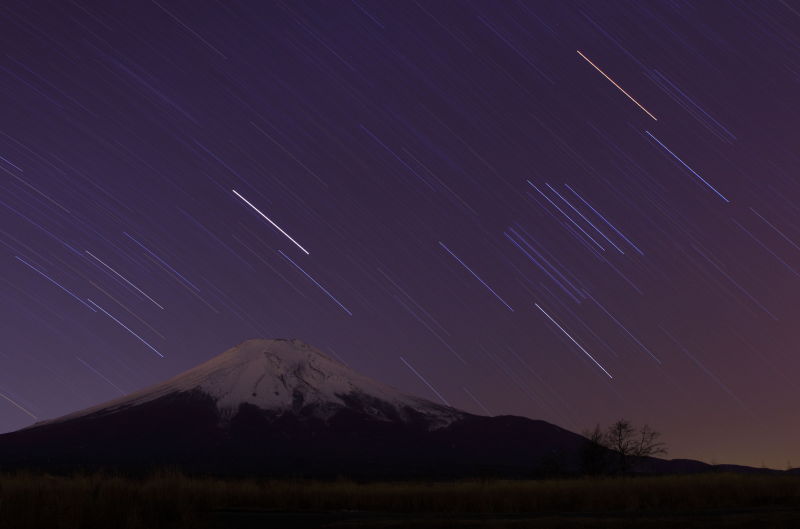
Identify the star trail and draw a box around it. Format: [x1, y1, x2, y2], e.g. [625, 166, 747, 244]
[0, 0, 799, 468]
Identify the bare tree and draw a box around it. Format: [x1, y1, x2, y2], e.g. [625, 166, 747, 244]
[588, 419, 667, 474]
[633, 424, 666, 458]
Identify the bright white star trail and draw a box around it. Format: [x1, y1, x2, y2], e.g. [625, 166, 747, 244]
[535, 303, 613, 379]
[232, 189, 310, 255]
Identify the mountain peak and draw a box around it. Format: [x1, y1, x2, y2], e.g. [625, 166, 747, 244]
[217, 338, 340, 367]
[181, 338, 361, 413]
[40, 338, 460, 427]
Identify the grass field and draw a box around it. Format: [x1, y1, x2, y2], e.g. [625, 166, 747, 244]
[1, 471, 799, 528]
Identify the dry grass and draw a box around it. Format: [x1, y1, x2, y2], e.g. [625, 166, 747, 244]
[1, 471, 799, 528]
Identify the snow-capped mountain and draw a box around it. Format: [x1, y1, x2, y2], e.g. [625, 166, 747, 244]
[42, 338, 462, 429]
[0, 338, 594, 477]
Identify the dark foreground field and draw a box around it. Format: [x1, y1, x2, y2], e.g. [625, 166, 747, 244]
[2, 472, 800, 528]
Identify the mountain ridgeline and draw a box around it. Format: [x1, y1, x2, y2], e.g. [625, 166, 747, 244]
[0, 339, 770, 477]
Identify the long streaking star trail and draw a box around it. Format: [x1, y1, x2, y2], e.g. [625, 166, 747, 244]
[87, 299, 165, 357]
[399, 356, 451, 406]
[278, 250, 352, 315]
[577, 50, 657, 121]
[0, 391, 37, 419]
[645, 131, 730, 203]
[85, 250, 165, 310]
[438, 241, 514, 311]
[534, 303, 613, 379]
[15, 256, 96, 312]
[232, 189, 310, 255]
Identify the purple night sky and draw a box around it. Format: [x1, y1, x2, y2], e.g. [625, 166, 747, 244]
[1, 1, 799, 467]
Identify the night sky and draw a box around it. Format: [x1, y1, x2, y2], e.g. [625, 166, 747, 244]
[1, 0, 799, 468]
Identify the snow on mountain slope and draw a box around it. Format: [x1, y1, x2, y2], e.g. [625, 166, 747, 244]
[38, 338, 463, 427]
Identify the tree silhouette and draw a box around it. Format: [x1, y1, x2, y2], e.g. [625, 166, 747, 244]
[605, 419, 666, 473]
[583, 419, 667, 474]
